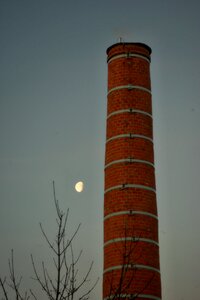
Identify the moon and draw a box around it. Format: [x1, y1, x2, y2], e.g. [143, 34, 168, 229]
[75, 181, 84, 192]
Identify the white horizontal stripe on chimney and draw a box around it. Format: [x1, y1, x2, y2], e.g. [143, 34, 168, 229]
[107, 108, 152, 119]
[108, 85, 151, 95]
[104, 237, 159, 247]
[104, 264, 160, 274]
[107, 53, 150, 63]
[104, 184, 156, 194]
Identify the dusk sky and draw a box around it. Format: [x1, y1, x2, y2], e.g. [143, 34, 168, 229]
[1, 1, 200, 299]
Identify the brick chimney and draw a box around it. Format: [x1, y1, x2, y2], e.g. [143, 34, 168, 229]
[103, 43, 161, 300]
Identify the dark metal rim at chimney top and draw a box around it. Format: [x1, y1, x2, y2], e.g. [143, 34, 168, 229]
[106, 42, 152, 55]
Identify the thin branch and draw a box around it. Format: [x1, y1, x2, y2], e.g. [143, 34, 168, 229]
[29, 289, 38, 300]
[39, 223, 57, 255]
[7, 249, 27, 300]
[31, 254, 54, 300]
[73, 261, 94, 293]
[78, 276, 99, 300]
[60, 223, 81, 256]
[0, 277, 9, 300]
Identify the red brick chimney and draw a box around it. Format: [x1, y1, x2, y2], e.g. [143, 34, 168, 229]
[103, 43, 161, 300]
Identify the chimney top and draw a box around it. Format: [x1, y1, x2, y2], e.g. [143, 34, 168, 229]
[106, 42, 152, 55]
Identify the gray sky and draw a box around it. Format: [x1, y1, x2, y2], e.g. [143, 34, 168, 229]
[1, 1, 200, 299]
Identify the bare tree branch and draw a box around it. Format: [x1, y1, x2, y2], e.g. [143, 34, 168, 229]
[0, 277, 9, 300]
[30, 181, 98, 300]
[105, 225, 154, 300]
[39, 223, 57, 255]
[1, 182, 98, 300]
[0, 250, 30, 300]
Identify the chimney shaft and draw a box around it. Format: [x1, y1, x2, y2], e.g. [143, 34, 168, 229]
[103, 43, 161, 300]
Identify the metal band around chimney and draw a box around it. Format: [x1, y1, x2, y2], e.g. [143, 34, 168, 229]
[107, 108, 152, 119]
[106, 134, 153, 144]
[104, 264, 160, 274]
[104, 210, 158, 221]
[108, 85, 151, 95]
[105, 158, 154, 169]
[107, 53, 150, 64]
[104, 294, 161, 300]
[104, 184, 156, 194]
[104, 237, 159, 247]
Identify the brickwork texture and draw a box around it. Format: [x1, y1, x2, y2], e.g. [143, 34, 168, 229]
[103, 43, 161, 300]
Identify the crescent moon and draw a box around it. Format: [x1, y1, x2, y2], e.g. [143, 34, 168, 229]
[75, 181, 84, 192]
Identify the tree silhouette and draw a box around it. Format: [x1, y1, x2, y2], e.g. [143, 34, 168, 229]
[0, 182, 98, 300]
